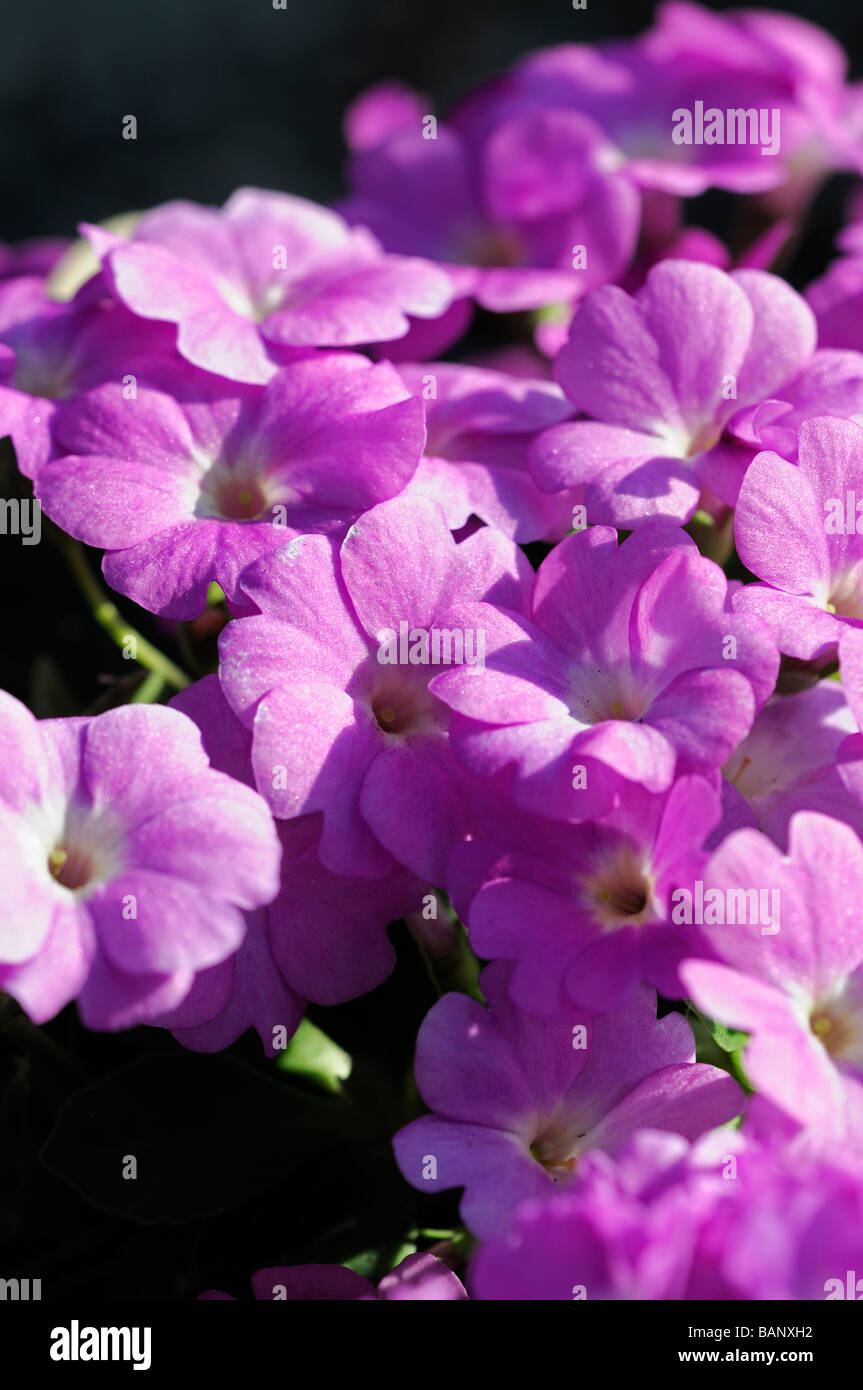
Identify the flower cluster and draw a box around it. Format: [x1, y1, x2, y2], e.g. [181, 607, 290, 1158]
[5, 2, 863, 1300]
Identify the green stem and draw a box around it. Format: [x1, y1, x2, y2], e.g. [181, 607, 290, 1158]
[130, 670, 167, 703]
[61, 539, 191, 690]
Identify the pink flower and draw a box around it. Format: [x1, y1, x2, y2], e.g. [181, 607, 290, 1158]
[430, 523, 777, 821]
[394, 966, 742, 1239]
[218, 494, 532, 883]
[85, 189, 456, 384]
[0, 691, 280, 1031]
[340, 84, 641, 336]
[200, 1252, 467, 1301]
[734, 416, 863, 660]
[682, 810, 863, 1142]
[38, 353, 424, 619]
[529, 261, 820, 526]
[398, 359, 577, 542]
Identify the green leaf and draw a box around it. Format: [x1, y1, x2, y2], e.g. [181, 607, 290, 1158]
[341, 1241, 417, 1280]
[711, 1022, 750, 1053]
[277, 1019, 352, 1093]
[688, 1006, 748, 1053]
[341, 1249, 378, 1278]
[697, 1011, 744, 1050]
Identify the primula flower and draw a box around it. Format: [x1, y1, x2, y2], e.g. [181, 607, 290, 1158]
[471, 1129, 738, 1300]
[470, 1128, 863, 1300]
[716, 680, 863, 848]
[734, 416, 863, 660]
[470, 2, 863, 200]
[85, 188, 456, 384]
[695, 347, 863, 504]
[164, 810, 426, 1044]
[155, 677, 424, 1054]
[218, 494, 532, 884]
[200, 1253, 467, 1301]
[393, 965, 742, 1239]
[833, 627, 863, 740]
[684, 1141, 863, 1300]
[37, 353, 424, 620]
[0, 691, 280, 1031]
[452, 775, 721, 1018]
[340, 83, 641, 334]
[528, 260, 821, 526]
[533, 198, 797, 360]
[806, 234, 863, 350]
[0, 237, 69, 282]
[0, 273, 172, 479]
[429, 523, 778, 822]
[681, 810, 863, 1141]
[397, 360, 577, 542]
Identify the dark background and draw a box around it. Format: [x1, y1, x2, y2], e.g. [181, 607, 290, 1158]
[1, 0, 862, 243]
[1, 0, 861, 1301]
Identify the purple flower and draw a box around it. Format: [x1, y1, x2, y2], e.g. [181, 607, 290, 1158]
[0, 273, 172, 479]
[0, 690, 280, 1031]
[528, 261, 820, 526]
[478, 3, 862, 200]
[681, 810, 863, 1141]
[85, 189, 456, 384]
[716, 680, 863, 849]
[266, 816, 425, 1005]
[157, 895, 304, 1058]
[471, 1128, 863, 1300]
[807, 246, 863, 351]
[393, 965, 742, 1239]
[148, 674, 304, 1055]
[200, 1253, 467, 1301]
[835, 627, 863, 739]
[340, 85, 641, 327]
[430, 523, 778, 822]
[218, 494, 532, 883]
[734, 416, 863, 660]
[686, 1142, 863, 1300]
[533, 201, 798, 361]
[453, 775, 721, 1018]
[804, 203, 863, 347]
[397, 360, 578, 542]
[154, 676, 424, 1053]
[37, 353, 424, 619]
[0, 237, 70, 282]
[701, 347, 863, 502]
[163, 812, 421, 1043]
[470, 1129, 735, 1300]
